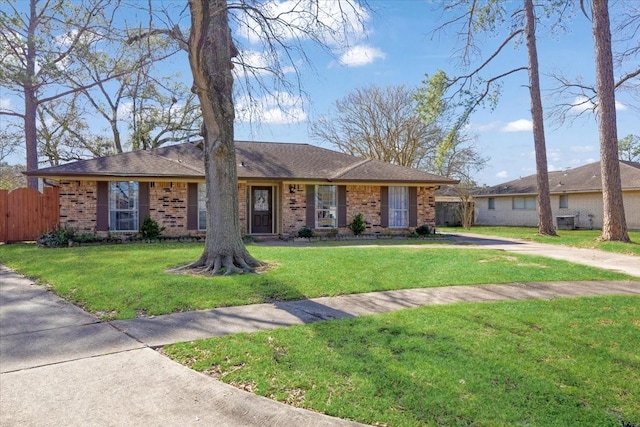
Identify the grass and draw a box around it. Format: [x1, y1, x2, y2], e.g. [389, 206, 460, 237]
[442, 226, 640, 256]
[164, 295, 640, 427]
[0, 242, 632, 319]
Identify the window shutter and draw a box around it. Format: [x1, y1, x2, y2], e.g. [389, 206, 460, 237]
[338, 185, 347, 227]
[380, 186, 389, 228]
[305, 185, 315, 228]
[96, 181, 109, 231]
[409, 187, 418, 227]
[138, 182, 150, 228]
[187, 183, 198, 230]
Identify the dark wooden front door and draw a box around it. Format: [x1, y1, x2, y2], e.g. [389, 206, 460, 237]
[251, 187, 273, 234]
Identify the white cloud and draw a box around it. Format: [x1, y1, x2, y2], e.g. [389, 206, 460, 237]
[238, 0, 370, 47]
[570, 96, 595, 114]
[338, 44, 385, 67]
[548, 148, 561, 162]
[117, 102, 133, 120]
[0, 98, 12, 111]
[235, 49, 296, 77]
[496, 171, 508, 179]
[501, 119, 532, 132]
[569, 96, 627, 113]
[470, 121, 500, 132]
[570, 145, 595, 153]
[236, 91, 307, 124]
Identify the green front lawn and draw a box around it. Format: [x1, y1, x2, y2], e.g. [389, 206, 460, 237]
[0, 242, 632, 319]
[164, 295, 640, 426]
[442, 226, 640, 256]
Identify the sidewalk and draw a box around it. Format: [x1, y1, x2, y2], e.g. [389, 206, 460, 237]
[444, 231, 640, 277]
[1, 235, 639, 426]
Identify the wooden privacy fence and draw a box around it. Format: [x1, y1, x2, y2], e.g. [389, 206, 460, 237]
[0, 187, 59, 243]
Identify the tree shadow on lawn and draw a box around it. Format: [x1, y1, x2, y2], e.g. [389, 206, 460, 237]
[291, 307, 634, 427]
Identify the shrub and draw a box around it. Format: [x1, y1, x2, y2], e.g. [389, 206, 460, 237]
[37, 226, 77, 247]
[415, 224, 431, 236]
[297, 226, 315, 238]
[349, 213, 366, 236]
[140, 215, 165, 239]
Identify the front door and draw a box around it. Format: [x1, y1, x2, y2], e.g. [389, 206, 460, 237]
[251, 187, 273, 234]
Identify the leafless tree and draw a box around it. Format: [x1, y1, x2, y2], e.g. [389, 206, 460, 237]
[311, 84, 486, 181]
[0, 163, 27, 191]
[311, 85, 438, 167]
[0, 0, 124, 188]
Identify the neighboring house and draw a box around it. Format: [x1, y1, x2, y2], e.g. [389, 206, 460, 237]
[474, 160, 640, 230]
[26, 141, 458, 237]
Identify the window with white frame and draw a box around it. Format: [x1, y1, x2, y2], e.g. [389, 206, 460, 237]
[315, 185, 337, 228]
[198, 183, 207, 230]
[512, 196, 536, 210]
[389, 186, 409, 227]
[559, 195, 569, 209]
[109, 181, 138, 231]
[488, 197, 495, 210]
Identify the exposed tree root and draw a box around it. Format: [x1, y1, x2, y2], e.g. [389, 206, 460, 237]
[170, 249, 262, 276]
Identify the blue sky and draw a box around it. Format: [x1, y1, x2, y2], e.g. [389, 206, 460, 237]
[228, 1, 638, 186]
[3, 1, 638, 186]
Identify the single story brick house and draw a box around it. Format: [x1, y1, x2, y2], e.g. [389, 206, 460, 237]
[26, 141, 458, 237]
[474, 160, 640, 230]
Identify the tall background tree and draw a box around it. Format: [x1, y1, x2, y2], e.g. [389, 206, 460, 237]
[0, 0, 117, 188]
[425, 0, 566, 236]
[591, 0, 630, 242]
[0, 0, 200, 178]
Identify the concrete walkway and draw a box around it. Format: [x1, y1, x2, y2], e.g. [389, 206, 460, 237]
[1, 235, 639, 426]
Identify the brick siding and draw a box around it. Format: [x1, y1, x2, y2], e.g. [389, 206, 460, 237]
[57, 180, 439, 237]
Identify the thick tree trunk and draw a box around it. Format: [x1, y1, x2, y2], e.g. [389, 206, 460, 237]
[591, 0, 630, 242]
[524, 0, 556, 236]
[187, 0, 261, 274]
[25, 0, 39, 189]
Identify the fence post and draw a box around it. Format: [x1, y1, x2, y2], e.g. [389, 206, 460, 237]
[0, 190, 7, 243]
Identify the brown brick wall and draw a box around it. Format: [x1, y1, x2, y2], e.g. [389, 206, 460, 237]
[148, 182, 190, 236]
[238, 183, 247, 234]
[345, 185, 384, 233]
[58, 180, 437, 237]
[418, 186, 437, 227]
[59, 180, 98, 232]
[279, 184, 437, 236]
[281, 183, 307, 235]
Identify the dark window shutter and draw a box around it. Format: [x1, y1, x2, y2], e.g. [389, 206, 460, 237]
[138, 182, 150, 228]
[338, 185, 347, 227]
[187, 183, 198, 230]
[96, 181, 109, 231]
[305, 185, 315, 228]
[409, 187, 418, 227]
[380, 186, 389, 228]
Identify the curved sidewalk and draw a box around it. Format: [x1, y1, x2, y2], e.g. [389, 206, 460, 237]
[1, 235, 639, 426]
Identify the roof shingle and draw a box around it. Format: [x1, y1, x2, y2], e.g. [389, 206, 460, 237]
[476, 160, 640, 195]
[27, 141, 458, 185]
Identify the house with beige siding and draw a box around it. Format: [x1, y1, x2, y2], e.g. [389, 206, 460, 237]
[474, 160, 640, 230]
[26, 141, 457, 237]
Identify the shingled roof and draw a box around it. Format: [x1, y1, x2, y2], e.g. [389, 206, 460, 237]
[27, 141, 457, 185]
[476, 160, 640, 196]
